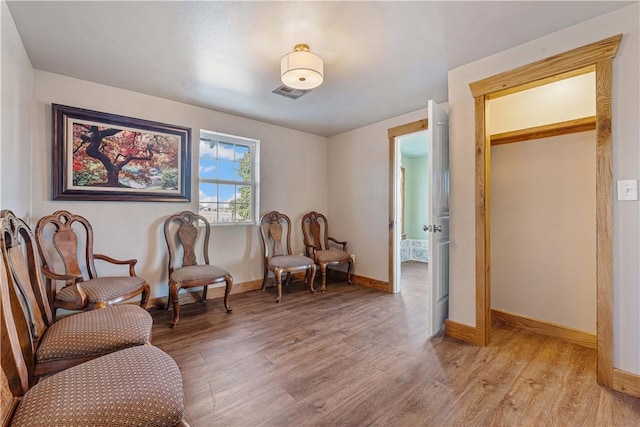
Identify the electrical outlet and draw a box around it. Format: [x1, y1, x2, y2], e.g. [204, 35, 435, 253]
[617, 180, 638, 201]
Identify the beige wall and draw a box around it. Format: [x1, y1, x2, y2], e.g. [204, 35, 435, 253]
[26, 70, 328, 299]
[448, 4, 640, 373]
[489, 71, 597, 333]
[491, 132, 596, 332]
[489, 72, 595, 134]
[1, 1, 33, 218]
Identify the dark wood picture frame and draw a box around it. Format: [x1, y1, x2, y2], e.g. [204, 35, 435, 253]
[52, 104, 191, 202]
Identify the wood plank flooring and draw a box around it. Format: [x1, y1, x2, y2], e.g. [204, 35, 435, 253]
[401, 260, 429, 295]
[150, 276, 640, 427]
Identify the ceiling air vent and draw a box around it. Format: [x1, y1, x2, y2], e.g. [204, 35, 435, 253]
[272, 85, 311, 100]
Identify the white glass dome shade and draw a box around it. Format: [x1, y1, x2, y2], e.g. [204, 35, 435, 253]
[281, 44, 324, 90]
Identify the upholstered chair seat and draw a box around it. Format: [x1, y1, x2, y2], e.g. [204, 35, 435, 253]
[35, 304, 152, 375]
[171, 264, 230, 285]
[55, 276, 147, 304]
[315, 248, 351, 264]
[9, 346, 186, 427]
[268, 254, 315, 270]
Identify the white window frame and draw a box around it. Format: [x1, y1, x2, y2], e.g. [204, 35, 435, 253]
[199, 130, 260, 225]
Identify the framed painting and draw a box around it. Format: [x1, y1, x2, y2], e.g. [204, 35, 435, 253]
[52, 104, 191, 202]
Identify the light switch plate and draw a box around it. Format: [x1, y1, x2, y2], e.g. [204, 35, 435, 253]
[617, 179, 638, 201]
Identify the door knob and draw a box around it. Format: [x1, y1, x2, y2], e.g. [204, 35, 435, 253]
[424, 224, 442, 233]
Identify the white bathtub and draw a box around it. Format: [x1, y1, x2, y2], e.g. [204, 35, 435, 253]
[400, 239, 428, 263]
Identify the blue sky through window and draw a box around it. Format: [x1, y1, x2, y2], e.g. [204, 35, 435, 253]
[199, 134, 257, 224]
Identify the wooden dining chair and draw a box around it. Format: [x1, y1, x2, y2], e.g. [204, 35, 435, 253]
[1, 209, 153, 378]
[164, 211, 233, 328]
[259, 211, 316, 303]
[35, 210, 150, 316]
[301, 211, 354, 291]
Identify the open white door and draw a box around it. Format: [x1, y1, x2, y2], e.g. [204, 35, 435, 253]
[426, 100, 450, 335]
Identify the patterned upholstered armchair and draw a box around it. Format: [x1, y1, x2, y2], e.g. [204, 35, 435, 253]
[1, 210, 152, 378]
[0, 211, 189, 427]
[259, 211, 316, 303]
[301, 211, 354, 291]
[35, 210, 150, 316]
[163, 211, 233, 328]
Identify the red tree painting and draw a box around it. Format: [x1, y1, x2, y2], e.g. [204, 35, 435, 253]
[72, 124, 179, 190]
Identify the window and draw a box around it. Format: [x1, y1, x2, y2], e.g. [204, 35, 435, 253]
[199, 130, 260, 225]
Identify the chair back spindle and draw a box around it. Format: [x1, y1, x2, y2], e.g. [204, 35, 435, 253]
[302, 211, 331, 254]
[260, 211, 293, 260]
[0, 221, 36, 397]
[269, 222, 285, 256]
[51, 229, 83, 279]
[308, 217, 323, 250]
[2, 210, 54, 336]
[177, 224, 198, 267]
[164, 211, 212, 274]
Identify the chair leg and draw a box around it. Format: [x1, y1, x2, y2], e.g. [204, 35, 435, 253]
[308, 264, 317, 294]
[223, 275, 233, 313]
[320, 263, 327, 292]
[170, 284, 181, 328]
[262, 266, 269, 291]
[202, 285, 208, 302]
[275, 269, 283, 303]
[140, 284, 150, 309]
[347, 259, 354, 285]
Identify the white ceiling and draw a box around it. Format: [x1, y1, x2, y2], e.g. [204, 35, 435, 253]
[7, 1, 633, 137]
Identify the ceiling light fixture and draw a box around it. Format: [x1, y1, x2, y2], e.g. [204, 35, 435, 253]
[281, 44, 324, 90]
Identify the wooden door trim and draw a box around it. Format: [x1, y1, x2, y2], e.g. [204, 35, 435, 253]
[595, 58, 614, 387]
[490, 116, 596, 146]
[474, 95, 491, 346]
[388, 119, 428, 292]
[469, 34, 621, 97]
[471, 35, 621, 388]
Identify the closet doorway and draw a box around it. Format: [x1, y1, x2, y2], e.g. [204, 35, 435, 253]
[489, 72, 597, 344]
[471, 35, 621, 387]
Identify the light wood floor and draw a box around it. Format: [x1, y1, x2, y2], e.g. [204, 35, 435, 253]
[401, 260, 429, 295]
[150, 276, 640, 427]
